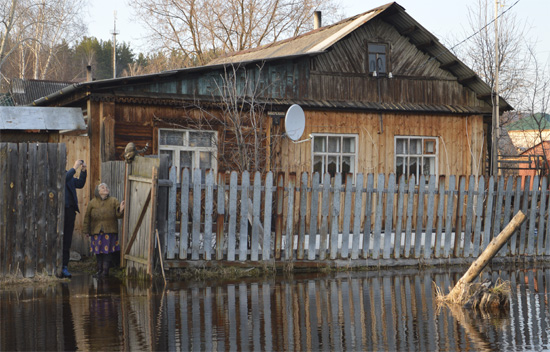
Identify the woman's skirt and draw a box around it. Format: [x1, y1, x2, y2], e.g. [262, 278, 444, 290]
[90, 232, 120, 255]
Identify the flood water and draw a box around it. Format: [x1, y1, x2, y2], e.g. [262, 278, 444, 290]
[1, 266, 550, 351]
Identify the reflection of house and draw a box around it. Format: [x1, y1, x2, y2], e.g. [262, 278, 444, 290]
[506, 113, 550, 153]
[32, 2, 511, 190]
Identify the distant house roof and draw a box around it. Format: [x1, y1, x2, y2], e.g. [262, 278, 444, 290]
[0, 93, 15, 106]
[0, 106, 86, 131]
[10, 78, 74, 106]
[506, 113, 550, 131]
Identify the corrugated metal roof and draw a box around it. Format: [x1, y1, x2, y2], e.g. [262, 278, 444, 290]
[11, 78, 74, 106]
[506, 113, 550, 131]
[0, 106, 86, 131]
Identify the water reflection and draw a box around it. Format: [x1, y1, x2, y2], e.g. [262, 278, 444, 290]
[2, 268, 550, 351]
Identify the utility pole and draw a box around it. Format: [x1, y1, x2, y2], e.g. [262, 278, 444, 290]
[111, 11, 119, 79]
[492, 0, 500, 176]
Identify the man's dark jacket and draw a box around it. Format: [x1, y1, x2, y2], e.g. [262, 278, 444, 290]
[65, 168, 87, 212]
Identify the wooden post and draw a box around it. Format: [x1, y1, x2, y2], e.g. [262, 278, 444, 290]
[447, 211, 526, 301]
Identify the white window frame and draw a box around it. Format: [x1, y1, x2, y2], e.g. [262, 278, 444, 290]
[394, 135, 438, 184]
[311, 133, 358, 179]
[158, 128, 218, 182]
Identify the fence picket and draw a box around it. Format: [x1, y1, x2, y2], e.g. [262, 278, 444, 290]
[166, 166, 177, 260]
[24, 144, 37, 277]
[263, 172, 273, 261]
[545, 182, 550, 256]
[414, 175, 426, 258]
[15, 143, 27, 273]
[403, 176, 415, 258]
[362, 174, 374, 258]
[274, 173, 284, 260]
[472, 176, 485, 257]
[179, 169, 190, 259]
[251, 172, 262, 261]
[443, 176, 455, 258]
[329, 173, 342, 260]
[373, 174, 385, 259]
[35, 144, 46, 273]
[239, 171, 250, 261]
[453, 176, 466, 257]
[308, 173, 320, 260]
[499, 177, 514, 256]
[463, 175, 476, 257]
[320, 174, 331, 260]
[216, 173, 225, 260]
[285, 174, 296, 260]
[423, 175, 436, 258]
[341, 174, 354, 259]
[537, 177, 547, 255]
[383, 174, 395, 259]
[511, 176, 522, 255]
[297, 172, 308, 260]
[434, 176, 445, 258]
[482, 176, 495, 251]
[227, 172, 238, 261]
[192, 169, 202, 260]
[491, 176, 505, 255]
[352, 174, 364, 260]
[204, 171, 214, 260]
[519, 176, 531, 255]
[527, 175, 540, 256]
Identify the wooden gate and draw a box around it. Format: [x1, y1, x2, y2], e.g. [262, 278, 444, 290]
[121, 156, 160, 279]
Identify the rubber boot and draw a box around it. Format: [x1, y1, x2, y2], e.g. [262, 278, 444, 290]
[93, 254, 103, 278]
[102, 259, 111, 278]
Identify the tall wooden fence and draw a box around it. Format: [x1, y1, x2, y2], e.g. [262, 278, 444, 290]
[161, 169, 550, 268]
[0, 143, 66, 277]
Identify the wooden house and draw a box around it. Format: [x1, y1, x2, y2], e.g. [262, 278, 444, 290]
[32, 2, 511, 190]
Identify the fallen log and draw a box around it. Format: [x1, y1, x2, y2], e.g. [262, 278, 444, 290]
[441, 210, 526, 306]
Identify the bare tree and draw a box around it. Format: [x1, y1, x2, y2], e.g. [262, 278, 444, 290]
[132, 0, 344, 67]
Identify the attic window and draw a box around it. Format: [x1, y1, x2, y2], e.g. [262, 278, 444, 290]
[368, 43, 387, 75]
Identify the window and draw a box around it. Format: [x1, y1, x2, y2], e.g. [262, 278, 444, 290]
[395, 136, 438, 183]
[368, 43, 387, 75]
[158, 129, 217, 182]
[312, 134, 357, 178]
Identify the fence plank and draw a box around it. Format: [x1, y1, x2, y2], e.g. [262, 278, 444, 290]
[0, 144, 6, 276]
[545, 182, 550, 256]
[285, 173, 296, 260]
[527, 175, 539, 256]
[362, 174, 374, 259]
[227, 172, 238, 261]
[414, 175, 426, 258]
[179, 169, 190, 260]
[5, 144, 18, 275]
[462, 175, 476, 257]
[35, 144, 47, 273]
[472, 176, 485, 257]
[383, 174, 395, 259]
[204, 170, 214, 260]
[434, 176, 445, 258]
[239, 171, 250, 261]
[352, 173, 364, 260]
[443, 176, 455, 258]
[24, 144, 37, 277]
[404, 176, 416, 258]
[394, 175, 406, 259]
[482, 176, 495, 252]
[308, 172, 320, 260]
[55, 144, 66, 273]
[329, 173, 342, 259]
[537, 177, 547, 255]
[191, 169, 202, 260]
[341, 174, 353, 259]
[491, 176, 505, 256]
[46, 144, 59, 274]
[511, 176, 522, 255]
[372, 174, 385, 259]
[251, 172, 262, 261]
[423, 175, 436, 258]
[274, 173, 284, 260]
[453, 176, 466, 257]
[297, 172, 308, 260]
[499, 177, 514, 256]
[320, 174, 331, 260]
[519, 175, 531, 255]
[15, 143, 27, 275]
[216, 172, 225, 260]
[166, 166, 177, 260]
[263, 172, 273, 261]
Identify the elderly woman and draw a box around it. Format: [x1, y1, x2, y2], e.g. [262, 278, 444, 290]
[83, 183, 125, 278]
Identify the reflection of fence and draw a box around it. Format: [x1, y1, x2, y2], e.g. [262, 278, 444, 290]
[0, 143, 66, 277]
[162, 169, 550, 267]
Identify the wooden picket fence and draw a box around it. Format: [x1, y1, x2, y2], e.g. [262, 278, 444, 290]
[160, 168, 550, 267]
[0, 143, 66, 277]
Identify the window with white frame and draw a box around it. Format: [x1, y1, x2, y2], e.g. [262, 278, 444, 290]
[312, 134, 357, 178]
[395, 136, 438, 183]
[158, 129, 217, 181]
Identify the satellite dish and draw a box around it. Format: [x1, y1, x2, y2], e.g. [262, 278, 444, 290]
[284, 104, 305, 141]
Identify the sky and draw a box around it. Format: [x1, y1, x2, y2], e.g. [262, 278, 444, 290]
[87, 0, 550, 61]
